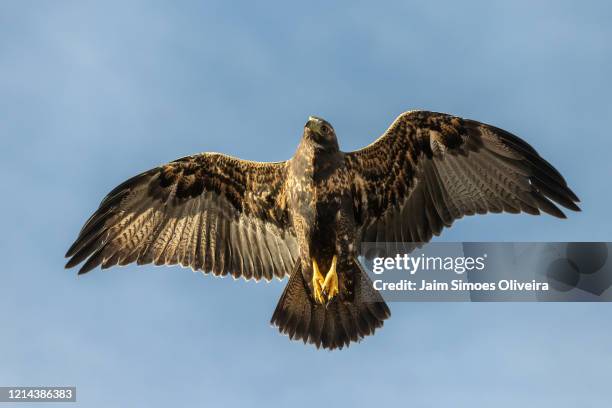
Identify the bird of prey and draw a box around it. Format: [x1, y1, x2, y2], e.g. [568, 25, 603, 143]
[65, 110, 580, 350]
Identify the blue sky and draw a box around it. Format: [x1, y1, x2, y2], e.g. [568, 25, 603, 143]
[1, 0, 611, 406]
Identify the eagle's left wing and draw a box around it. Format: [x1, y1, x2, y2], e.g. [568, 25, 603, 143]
[344, 111, 580, 252]
[65, 153, 298, 281]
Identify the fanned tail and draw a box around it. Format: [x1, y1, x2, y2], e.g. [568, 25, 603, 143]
[270, 259, 390, 350]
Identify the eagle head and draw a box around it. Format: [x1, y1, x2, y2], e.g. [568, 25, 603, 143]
[304, 116, 339, 150]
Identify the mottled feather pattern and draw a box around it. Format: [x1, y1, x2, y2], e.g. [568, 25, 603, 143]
[66, 110, 579, 350]
[345, 111, 580, 253]
[65, 153, 298, 280]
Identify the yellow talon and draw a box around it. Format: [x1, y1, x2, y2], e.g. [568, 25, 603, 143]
[312, 257, 326, 304]
[322, 255, 339, 301]
[311, 255, 339, 304]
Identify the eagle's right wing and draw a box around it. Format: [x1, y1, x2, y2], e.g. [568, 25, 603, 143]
[65, 153, 298, 281]
[344, 111, 580, 251]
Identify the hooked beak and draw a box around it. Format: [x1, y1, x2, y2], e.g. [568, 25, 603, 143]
[305, 116, 324, 134]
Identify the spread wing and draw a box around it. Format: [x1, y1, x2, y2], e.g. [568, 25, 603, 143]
[345, 110, 580, 252]
[65, 153, 298, 281]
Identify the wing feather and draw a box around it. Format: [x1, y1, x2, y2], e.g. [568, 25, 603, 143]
[345, 111, 580, 252]
[66, 153, 297, 281]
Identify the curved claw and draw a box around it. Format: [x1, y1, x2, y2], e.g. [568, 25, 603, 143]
[312, 258, 326, 304]
[322, 255, 339, 302]
[311, 256, 339, 305]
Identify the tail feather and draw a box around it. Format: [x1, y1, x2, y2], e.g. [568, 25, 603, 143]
[271, 259, 390, 350]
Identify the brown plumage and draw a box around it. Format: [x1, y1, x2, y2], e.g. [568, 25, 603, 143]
[65, 110, 580, 350]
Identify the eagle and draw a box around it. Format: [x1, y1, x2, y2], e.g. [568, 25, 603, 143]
[65, 110, 580, 349]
